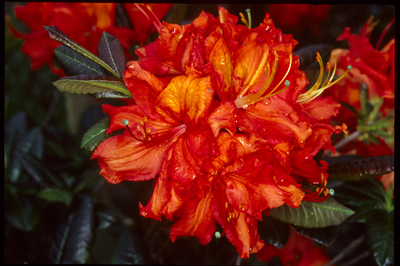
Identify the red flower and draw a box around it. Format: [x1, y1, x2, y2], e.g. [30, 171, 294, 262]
[91, 6, 347, 258]
[257, 227, 332, 266]
[323, 17, 395, 130]
[268, 4, 331, 37]
[6, 3, 172, 76]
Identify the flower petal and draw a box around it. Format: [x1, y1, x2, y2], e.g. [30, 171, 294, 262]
[157, 73, 214, 125]
[170, 193, 216, 245]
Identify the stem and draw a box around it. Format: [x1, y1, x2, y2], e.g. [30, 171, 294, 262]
[324, 131, 361, 157]
[339, 251, 369, 266]
[42, 90, 62, 128]
[322, 235, 365, 266]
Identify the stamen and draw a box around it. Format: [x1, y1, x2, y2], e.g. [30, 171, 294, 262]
[302, 174, 332, 202]
[235, 51, 293, 109]
[246, 9, 252, 29]
[239, 13, 249, 29]
[297, 52, 352, 104]
[134, 3, 162, 33]
[376, 17, 395, 50]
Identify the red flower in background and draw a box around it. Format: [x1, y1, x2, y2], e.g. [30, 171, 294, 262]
[91, 6, 348, 258]
[6, 3, 172, 76]
[257, 227, 332, 266]
[324, 17, 394, 130]
[268, 4, 331, 36]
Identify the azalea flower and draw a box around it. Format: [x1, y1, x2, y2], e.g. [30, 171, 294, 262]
[6, 3, 172, 76]
[323, 17, 395, 131]
[257, 227, 332, 266]
[92, 6, 348, 258]
[268, 4, 331, 37]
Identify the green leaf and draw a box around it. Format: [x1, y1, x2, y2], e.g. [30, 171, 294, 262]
[5, 194, 40, 231]
[291, 225, 338, 246]
[97, 32, 126, 78]
[54, 46, 106, 76]
[52, 74, 132, 98]
[37, 188, 74, 205]
[111, 227, 149, 264]
[326, 155, 394, 181]
[81, 117, 124, 152]
[16, 151, 64, 188]
[44, 25, 120, 79]
[49, 195, 94, 264]
[8, 127, 44, 184]
[365, 210, 394, 266]
[258, 216, 289, 249]
[270, 197, 355, 228]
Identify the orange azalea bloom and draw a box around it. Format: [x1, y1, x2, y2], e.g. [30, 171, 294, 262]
[257, 227, 332, 266]
[92, 6, 347, 258]
[6, 3, 172, 76]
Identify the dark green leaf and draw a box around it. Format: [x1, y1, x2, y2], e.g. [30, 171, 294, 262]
[16, 151, 64, 188]
[5, 112, 28, 182]
[9, 127, 44, 184]
[37, 188, 74, 205]
[366, 210, 394, 266]
[270, 197, 355, 228]
[111, 227, 149, 264]
[44, 25, 120, 79]
[258, 216, 289, 249]
[5, 194, 40, 231]
[326, 155, 394, 181]
[81, 117, 124, 152]
[97, 32, 126, 78]
[340, 101, 361, 118]
[49, 195, 94, 264]
[54, 46, 106, 76]
[291, 225, 338, 246]
[52, 74, 132, 97]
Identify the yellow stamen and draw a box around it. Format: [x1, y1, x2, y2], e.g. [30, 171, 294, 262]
[297, 53, 352, 103]
[239, 13, 248, 28]
[235, 51, 293, 109]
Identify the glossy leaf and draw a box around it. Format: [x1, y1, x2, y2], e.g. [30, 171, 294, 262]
[54, 46, 106, 76]
[291, 225, 338, 246]
[8, 127, 44, 184]
[270, 197, 355, 228]
[52, 75, 132, 98]
[258, 216, 289, 249]
[44, 25, 120, 79]
[5, 194, 40, 231]
[326, 155, 394, 181]
[49, 195, 94, 264]
[111, 227, 149, 264]
[5, 112, 28, 182]
[81, 117, 124, 152]
[97, 32, 126, 79]
[37, 188, 74, 206]
[366, 209, 394, 266]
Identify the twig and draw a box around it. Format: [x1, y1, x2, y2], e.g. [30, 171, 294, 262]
[322, 235, 365, 266]
[42, 90, 62, 128]
[325, 131, 361, 157]
[339, 250, 369, 266]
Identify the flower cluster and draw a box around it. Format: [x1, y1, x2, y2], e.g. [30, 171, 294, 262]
[6, 3, 172, 76]
[91, 7, 348, 257]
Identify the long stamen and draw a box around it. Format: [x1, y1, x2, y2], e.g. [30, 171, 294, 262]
[235, 51, 292, 109]
[297, 53, 352, 104]
[134, 3, 162, 33]
[239, 12, 249, 28]
[376, 17, 395, 50]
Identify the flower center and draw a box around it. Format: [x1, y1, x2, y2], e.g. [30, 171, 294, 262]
[122, 118, 186, 147]
[297, 52, 352, 104]
[234, 49, 292, 109]
[301, 173, 334, 202]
